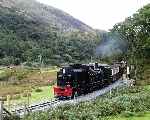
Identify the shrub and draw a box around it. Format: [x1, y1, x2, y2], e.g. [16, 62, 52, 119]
[22, 86, 150, 120]
[3, 115, 20, 120]
[35, 88, 43, 93]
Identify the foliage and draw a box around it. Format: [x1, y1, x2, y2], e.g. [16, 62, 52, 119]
[3, 115, 20, 120]
[111, 4, 150, 80]
[22, 86, 150, 120]
[35, 88, 43, 93]
[0, 6, 99, 66]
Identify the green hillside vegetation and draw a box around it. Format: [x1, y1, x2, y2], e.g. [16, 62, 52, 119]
[0, 0, 95, 33]
[0, 5, 99, 66]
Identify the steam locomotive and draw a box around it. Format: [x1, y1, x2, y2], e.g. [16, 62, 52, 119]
[54, 62, 125, 99]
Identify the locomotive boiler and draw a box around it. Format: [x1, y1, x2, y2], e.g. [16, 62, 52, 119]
[54, 62, 125, 99]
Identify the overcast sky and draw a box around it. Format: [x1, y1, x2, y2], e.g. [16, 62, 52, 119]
[36, 0, 150, 30]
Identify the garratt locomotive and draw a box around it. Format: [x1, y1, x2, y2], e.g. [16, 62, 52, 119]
[54, 62, 125, 99]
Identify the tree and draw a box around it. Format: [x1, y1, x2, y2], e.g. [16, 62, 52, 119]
[111, 4, 150, 80]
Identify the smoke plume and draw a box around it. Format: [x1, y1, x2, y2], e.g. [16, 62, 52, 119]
[95, 33, 127, 58]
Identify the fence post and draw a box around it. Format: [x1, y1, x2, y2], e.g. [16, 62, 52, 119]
[0, 97, 7, 120]
[109, 89, 112, 98]
[0, 99, 3, 120]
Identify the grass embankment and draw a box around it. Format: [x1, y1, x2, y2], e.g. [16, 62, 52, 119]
[0, 66, 58, 109]
[29, 86, 54, 103]
[110, 86, 150, 120]
[5, 86, 54, 110]
[22, 85, 150, 120]
[0, 66, 57, 96]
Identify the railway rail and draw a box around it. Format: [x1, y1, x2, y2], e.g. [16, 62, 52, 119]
[8, 79, 130, 117]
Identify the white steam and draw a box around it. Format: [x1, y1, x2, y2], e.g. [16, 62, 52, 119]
[95, 34, 127, 57]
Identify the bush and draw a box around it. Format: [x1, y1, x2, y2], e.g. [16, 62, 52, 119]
[3, 115, 20, 120]
[35, 88, 43, 93]
[23, 86, 150, 120]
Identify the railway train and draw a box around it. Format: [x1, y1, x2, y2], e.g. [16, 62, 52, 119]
[54, 62, 126, 99]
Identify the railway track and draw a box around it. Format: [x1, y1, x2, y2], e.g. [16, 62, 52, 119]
[9, 80, 129, 117]
[11, 99, 61, 116]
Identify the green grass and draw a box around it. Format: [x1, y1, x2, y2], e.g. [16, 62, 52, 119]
[5, 85, 54, 109]
[29, 86, 54, 103]
[0, 70, 4, 74]
[143, 85, 150, 91]
[110, 112, 150, 120]
[0, 66, 57, 96]
[41, 68, 59, 73]
[0, 68, 6, 75]
[0, 67, 57, 111]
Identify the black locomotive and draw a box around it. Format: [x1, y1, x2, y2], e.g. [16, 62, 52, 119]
[54, 62, 125, 99]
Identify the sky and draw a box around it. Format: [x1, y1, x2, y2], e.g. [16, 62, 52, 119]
[36, 0, 150, 30]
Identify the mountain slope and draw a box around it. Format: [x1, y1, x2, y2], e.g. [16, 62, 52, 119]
[0, 1, 99, 66]
[0, 0, 95, 33]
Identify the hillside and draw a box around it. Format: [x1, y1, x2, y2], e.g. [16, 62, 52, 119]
[0, 0, 95, 33]
[0, 0, 100, 66]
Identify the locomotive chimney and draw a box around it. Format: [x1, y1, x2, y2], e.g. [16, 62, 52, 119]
[95, 62, 98, 69]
